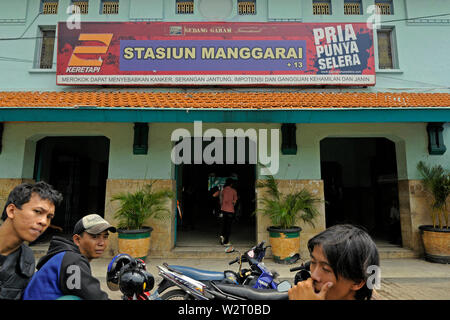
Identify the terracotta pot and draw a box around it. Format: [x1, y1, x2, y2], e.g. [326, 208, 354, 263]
[418, 225, 450, 264]
[267, 226, 302, 264]
[117, 226, 153, 260]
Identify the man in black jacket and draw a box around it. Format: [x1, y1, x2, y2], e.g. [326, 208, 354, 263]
[0, 182, 63, 300]
[23, 214, 116, 300]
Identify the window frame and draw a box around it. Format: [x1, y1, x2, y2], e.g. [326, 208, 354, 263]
[312, 0, 332, 15]
[344, 0, 362, 15]
[40, 0, 59, 15]
[71, 0, 89, 15]
[375, 0, 394, 15]
[376, 27, 400, 71]
[238, 0, 257, 15]
[176, 0, 194, 14]
[34, 26, 56, 70]
[101, 0, 119, 15]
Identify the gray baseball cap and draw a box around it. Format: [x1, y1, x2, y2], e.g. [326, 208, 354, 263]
[73, 214, 117, 235]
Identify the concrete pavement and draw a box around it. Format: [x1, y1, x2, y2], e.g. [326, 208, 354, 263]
[89, 256, 450, 300]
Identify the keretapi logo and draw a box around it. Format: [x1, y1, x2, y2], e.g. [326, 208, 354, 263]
[66, 33, 113, 73]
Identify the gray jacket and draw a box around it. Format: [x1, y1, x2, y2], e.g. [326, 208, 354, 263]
[0, 244, 35, 300]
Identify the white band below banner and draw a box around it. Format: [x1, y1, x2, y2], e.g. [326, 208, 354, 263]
[57, 74, 376, 86]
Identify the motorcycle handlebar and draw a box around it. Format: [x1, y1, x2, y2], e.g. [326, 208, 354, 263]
[290, 266, 303, 272]
[290, 261, 311, 272]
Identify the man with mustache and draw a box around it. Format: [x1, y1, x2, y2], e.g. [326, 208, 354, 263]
[23, 214, 116, 300]
[0, 182, 63, 300]
[288, 224, 380, 300]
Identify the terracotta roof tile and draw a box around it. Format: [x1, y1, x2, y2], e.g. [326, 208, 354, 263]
[0, 91, 448, 109]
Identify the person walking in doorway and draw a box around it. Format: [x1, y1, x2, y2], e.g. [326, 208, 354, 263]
[214, 178, 238, 246]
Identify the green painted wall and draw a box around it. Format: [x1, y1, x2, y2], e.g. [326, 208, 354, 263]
[0, 0, 448, 91]
[1, 122, 448, 181]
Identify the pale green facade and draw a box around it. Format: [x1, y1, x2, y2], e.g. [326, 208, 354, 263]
[1, 121, 449, 181]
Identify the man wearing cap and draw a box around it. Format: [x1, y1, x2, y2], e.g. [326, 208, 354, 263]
[22, 214, 116, 300]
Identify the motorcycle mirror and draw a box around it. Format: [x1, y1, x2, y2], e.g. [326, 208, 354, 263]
[277, 281, 292, 292]
[107, 280, 120, 291]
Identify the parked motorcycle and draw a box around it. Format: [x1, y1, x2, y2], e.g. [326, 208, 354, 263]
[157, 264, 291, 300]
[156, 241, 281, 299]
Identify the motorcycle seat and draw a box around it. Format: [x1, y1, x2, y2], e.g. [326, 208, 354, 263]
[168, 265, 225, 281]
[215, 283, 288, 300]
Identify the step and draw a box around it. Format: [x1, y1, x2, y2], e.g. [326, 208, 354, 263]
[151, 245, 250, 259]
[376, 244, 419, 259]
[31, 242, 420, 260]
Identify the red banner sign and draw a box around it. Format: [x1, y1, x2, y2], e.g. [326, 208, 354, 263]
[57, 22, 375, 86]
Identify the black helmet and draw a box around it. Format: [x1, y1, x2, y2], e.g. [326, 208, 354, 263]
[294, 261, 311, 285]
[107, 254, 134, 291]
[119, 268, 155, 297]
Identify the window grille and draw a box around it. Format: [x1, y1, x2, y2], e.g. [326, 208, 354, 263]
[375, 2, 393, 15]
[42, 1, 58, 14]
[313, 2, 331, 15]
[344, 2, 361, 15]
[72, 1, 89, 14]
[102, 1, 119, 14]
[377, 29, 394, 69]
[177, 1, 194, 14]
[238, 1, 256, 15]
[39, 29, 56, 69]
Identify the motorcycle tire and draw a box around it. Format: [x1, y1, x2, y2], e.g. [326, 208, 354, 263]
[160, 289, 193, 300]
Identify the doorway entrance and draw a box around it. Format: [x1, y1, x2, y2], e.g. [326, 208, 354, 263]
[174, 137, 256, 247]
[33, 136, 110, 236]
[320, 138, 401, 244]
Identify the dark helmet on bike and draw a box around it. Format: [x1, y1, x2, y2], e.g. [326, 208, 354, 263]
[107, 253, 134, 291]
[119, 268, 155, 297]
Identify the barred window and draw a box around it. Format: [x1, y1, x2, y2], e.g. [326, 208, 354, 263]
[377, 29, 395, 69]
[102, 0, 119, 14]
[72, 0, 89, 14]
[344, 0, 362, 15]
[238, 0, 256, 15]
[37, 27, 56, 69]
[375, 0, 393, 15]
[41, 0, 58, 14]
[313, 0, 331, 15]
[176, 0, 194, 14]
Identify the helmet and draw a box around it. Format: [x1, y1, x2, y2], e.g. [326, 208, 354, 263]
[107, 254, 134, 291]
[294, 261, 311, 285]
[119, 268, 155, 297]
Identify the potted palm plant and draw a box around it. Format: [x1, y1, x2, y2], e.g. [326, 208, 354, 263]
[256, 175, 321, 264]
[111, 181, 174, 259]
[416, 161, 450, 263]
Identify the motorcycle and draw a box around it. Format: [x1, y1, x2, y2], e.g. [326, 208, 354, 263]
[107, 253, 159, 300]
[156, 241, 282, 299]
[157, 264, 291, 300]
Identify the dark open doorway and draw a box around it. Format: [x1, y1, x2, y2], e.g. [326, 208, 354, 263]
[175, 137, 256, 247]
[320, 138, 401, 244]
[33, 136, 110, 237]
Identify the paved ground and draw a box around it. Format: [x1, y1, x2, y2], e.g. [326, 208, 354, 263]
[89, 257, 449, 300]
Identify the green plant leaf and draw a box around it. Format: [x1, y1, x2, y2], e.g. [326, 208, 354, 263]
[255, 175, 321, 229]
[417, 161, 450, 229]
[111, 181, 174, 230]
